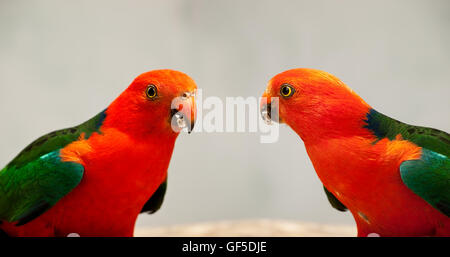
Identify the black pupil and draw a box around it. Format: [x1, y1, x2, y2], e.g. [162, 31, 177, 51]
[148, 87, 156, 97]
[282, 86, 290, 95]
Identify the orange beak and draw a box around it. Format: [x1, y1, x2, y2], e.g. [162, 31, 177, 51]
[171, 91, 197, 133]
[260, 89, 281, 124]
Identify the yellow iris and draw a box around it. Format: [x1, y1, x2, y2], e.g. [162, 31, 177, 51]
[280, 84, 294, 98]
[146, 84, 157, 99]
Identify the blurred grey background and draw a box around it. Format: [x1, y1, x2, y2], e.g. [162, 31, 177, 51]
[0, 0, 449, 229]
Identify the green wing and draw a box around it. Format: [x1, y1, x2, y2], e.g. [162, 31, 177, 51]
[323, 186, 348, 212]
[400, 149, 450, 217]
[0, 150, 84, 225]
[364, 109, 450, 217]
[0, 110, 106, 225]
[7, 110, 106, 170]
[140, 178, 167, 214]
[364, 109, 450, 156]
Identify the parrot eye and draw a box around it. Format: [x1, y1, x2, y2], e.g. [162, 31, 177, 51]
[280, 84, 295, 98]
[146, 84, 158, 99]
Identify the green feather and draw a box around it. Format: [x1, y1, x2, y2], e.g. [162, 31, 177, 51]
[365, 109, 450, 217]
[364, 109, 449, 156]
[140, 178, 167, 214]
[0, 150, 84, 224]
[323, 186, 348, 212]
[0, 110, 106, 225]
[400, 149, 450, 217]
[6, 110, 106, 169]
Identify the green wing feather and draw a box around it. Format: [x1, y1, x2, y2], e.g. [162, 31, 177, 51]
[323, 186, 348, 212]
[364, 109, 450, 217]
[7, 110, 106, 169]
[364, 109, 449, 156]
[0, 110, 106, 225]
[0, 150, 84, 224]
[400, 149, 450, 217]
[140, 178, 167, 214]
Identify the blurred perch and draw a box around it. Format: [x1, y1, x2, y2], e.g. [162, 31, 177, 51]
[135, 219, 356, 237]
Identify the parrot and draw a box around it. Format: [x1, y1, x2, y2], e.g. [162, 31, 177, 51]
[0, 69, 197, 237]
[260, 68, 449, 237]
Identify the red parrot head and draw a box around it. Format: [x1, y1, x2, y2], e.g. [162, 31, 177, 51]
[104, 69, 197, 138]
[261, 68, 371, 143]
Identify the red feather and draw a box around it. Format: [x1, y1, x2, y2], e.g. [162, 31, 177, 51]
[2, 70, 197, 236]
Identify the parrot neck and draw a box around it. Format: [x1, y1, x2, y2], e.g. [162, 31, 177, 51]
[289, 93, 374, 145]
